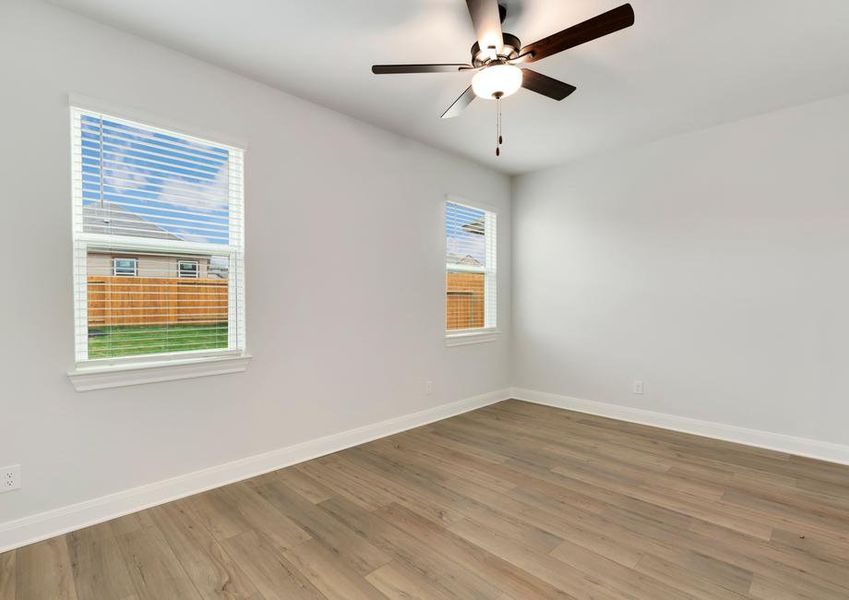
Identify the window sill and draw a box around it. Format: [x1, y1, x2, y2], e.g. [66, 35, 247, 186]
[68, 352, 252, 392]
[445, 330, 500, 347]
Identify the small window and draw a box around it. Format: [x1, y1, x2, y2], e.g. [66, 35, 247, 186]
[178, 260, 199, 278]
[445, 200, 497, 334]
[113, 258, 138, 277]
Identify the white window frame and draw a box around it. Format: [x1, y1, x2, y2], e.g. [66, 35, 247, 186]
[177, 259, 200, 279]
[112, 257, 138, 277]
[444, 196, 498, 346]
[67, 102, 250, 391]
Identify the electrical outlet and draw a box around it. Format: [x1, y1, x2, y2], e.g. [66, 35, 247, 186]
[1, 465, 20, 492]
[425, 380, 433, 395]
[633, 380, 645, 395]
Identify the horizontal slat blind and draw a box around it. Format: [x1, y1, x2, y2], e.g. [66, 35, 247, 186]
[71, 107, 245, 363]
[445, 201, 497, 331]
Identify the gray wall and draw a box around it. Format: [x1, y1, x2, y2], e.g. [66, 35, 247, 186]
[0, 0, 511, 526]
[512, 93, 849, 445]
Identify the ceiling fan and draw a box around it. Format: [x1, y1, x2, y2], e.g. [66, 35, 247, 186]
[372, 1, 635, 154]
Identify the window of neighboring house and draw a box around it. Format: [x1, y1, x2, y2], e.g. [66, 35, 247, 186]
[113, 258, 138, 277]
[445, 199, 497, 337]
[178, 260, 199, 278]
[71, 107, 245, 366]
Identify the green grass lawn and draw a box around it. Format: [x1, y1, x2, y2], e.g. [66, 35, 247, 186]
[88, 323, 228, 359]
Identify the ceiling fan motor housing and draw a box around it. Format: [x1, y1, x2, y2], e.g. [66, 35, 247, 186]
[471, 33, 521, 67]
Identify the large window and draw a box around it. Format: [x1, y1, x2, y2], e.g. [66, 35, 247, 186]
[71, 107, 245, 364]
[445, 199, 497, 335]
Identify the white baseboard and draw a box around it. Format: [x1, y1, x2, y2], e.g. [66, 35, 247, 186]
[511, 387, 849, 466]
[0, 388, 510, 553]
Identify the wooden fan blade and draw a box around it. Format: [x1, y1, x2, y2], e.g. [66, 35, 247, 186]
[441, 86, 476, 119]
[372, 64, 473, 74]
[521, 69, 576, 101]
[466, 0, 504, 55]
[519, 4, 634, 64]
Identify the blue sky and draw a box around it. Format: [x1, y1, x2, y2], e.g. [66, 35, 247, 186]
[81, 115, 230, 245]
[446, 202, 486, 264]
[81, 115, 483, 262]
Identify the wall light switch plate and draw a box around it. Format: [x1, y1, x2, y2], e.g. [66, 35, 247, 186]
[1, 465, 20, 492]
[633, 380, 645, 395]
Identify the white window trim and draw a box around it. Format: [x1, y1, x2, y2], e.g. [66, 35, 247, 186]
[68, 100, 248, 390]
[68, 352, 252, 392]
[445, 328, 499, 347]
[177, 259, 200, 278]
[444, 195, 499, 346]
[67, 93, 249, 150]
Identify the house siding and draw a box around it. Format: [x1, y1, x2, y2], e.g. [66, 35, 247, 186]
[87, 252, 211, 278]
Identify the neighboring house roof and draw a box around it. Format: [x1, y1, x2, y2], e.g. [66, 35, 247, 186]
[83, 201, 180, 240]
[447, 253, 483, 266]
[207, 264, 228, 279]
[461, 218, 485, 235]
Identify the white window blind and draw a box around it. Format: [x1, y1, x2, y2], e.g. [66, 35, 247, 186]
[71, 107, 245, 364]
[445, 200, 497, 332]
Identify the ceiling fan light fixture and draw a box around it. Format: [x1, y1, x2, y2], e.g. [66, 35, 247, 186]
[471, 64, 523, 99]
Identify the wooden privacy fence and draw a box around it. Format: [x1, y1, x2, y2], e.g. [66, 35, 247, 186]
[446, 271, 485, 330]
[87, 276, 228, 328]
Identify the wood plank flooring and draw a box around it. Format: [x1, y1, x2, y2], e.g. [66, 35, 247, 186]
[4, 399, 849, 599]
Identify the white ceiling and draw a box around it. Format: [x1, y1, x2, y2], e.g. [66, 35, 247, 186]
[49, 0, 849, 174]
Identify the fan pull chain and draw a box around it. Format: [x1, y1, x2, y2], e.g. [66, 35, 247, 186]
[495, 95, 503, 157]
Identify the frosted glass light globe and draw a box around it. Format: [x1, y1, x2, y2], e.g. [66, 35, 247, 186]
[471, 64, 523, 99]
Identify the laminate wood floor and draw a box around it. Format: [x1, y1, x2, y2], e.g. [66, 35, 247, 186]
[4, 400, 849, 599]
